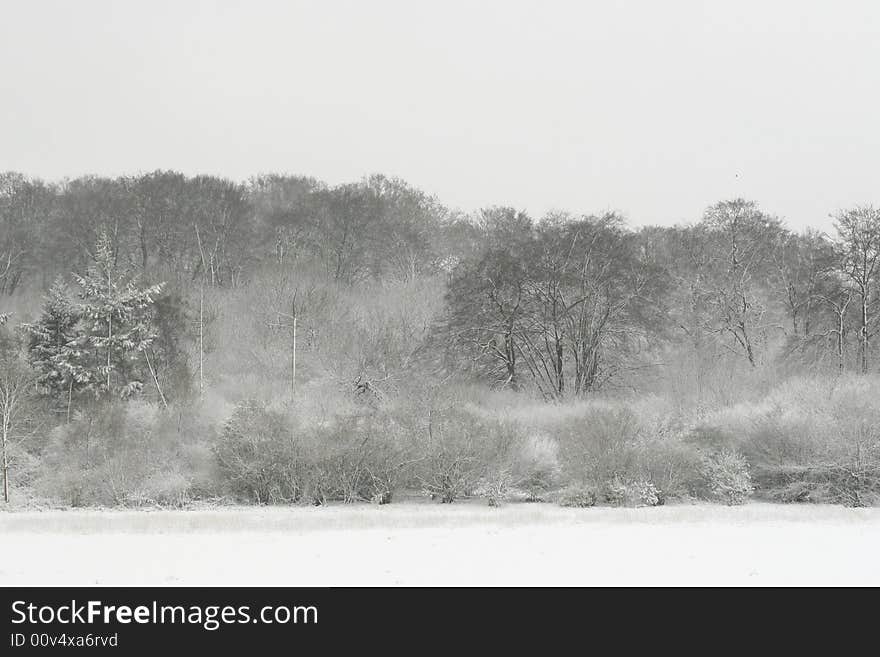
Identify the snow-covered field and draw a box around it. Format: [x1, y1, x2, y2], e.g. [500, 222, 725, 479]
[2, 502, 878, 586]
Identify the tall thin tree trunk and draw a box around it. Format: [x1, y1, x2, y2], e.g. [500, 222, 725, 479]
[861, 295, 869, 374]
[2, 405, 9, 503]
[291, 309, 297, 400]
[504, 331, 517, 390]
[2, 431, 8, 503]
[2, 447, 8, 503]
[107, 267, 112, 394]
[144, 349, 168, 409]
[555, 336, 564, 396]
[67, 378, 73, 423]
[107, 312, 112, 393]
[199, 283, 204, 396]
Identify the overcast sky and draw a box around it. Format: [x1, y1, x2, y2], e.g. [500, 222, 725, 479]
[2, 1, 878, 231]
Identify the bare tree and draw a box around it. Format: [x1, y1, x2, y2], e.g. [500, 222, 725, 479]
[818, 283, 856, 373]
[443, 208, 533, 389]
[0, 329, 35, 503]
[696, 199, 783, 367]
[444, 211, 666, 398]
[834, 206, 880, 374]
[0, 173, 54, 294]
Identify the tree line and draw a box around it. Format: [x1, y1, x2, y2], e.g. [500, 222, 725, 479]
[2, 171, 879, 397]
[0, 169, 879, 504]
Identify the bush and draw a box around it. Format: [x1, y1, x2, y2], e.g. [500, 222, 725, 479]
[515, 433, 561, 501]
[600, 476, 629, 506]
[765, 477, 834, 504]
[37, 401, 218, 507]
[402, 402, 530, 504]
[130, 469, 192, 507]
[481, 469, 514, 507]
[760, 465, 880, 507]
[638, 439, 702, 501]
[596, 477, 664, 507]
[702, 449, 753, 505]
[478, 420, 535, 506]
[550, 403, 701, 502]
[413, 407, 494, 503]
[631, 479, 662, 507]
[694, 376, 880, 506]
[302, 412, 418, 504]
[556, 484, 597, 508]
[214, 399, 306, 504]
[555, 406, 641, 488]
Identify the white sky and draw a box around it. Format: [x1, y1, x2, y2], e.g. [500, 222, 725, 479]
[2, 0, 879, 231]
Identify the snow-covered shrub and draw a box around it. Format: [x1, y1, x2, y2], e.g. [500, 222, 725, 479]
[409, 406, 527, 504]
[555, 406, 641, 488]
[702, 449, 753, 505]
[631, 479, 662, 507]
[214, 399, 306, 504]
[301, 412, 418, 504]
[551, 404, 702, 502]
[37, 400, 217, 506]
[601, 476, 629, 506]
[516, 433, 561, 502]
[556, 484, 597, 508]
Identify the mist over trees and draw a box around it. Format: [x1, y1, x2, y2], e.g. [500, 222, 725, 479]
[1, 169, 878, 507]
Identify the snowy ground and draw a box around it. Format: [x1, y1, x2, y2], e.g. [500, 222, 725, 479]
[2, 502, 878, 586]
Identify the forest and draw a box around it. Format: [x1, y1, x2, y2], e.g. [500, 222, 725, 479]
[0, 170, 878, 509]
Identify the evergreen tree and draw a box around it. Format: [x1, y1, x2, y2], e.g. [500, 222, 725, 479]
[73, 233, 165, 399]
[23, 279, 82, 404]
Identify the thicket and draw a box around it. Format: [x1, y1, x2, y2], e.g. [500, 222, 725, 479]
[15, 374, 875, 509]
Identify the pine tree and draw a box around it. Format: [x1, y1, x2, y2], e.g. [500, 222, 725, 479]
[73, 233, 165, 399]
[23, 279, 82, 405]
